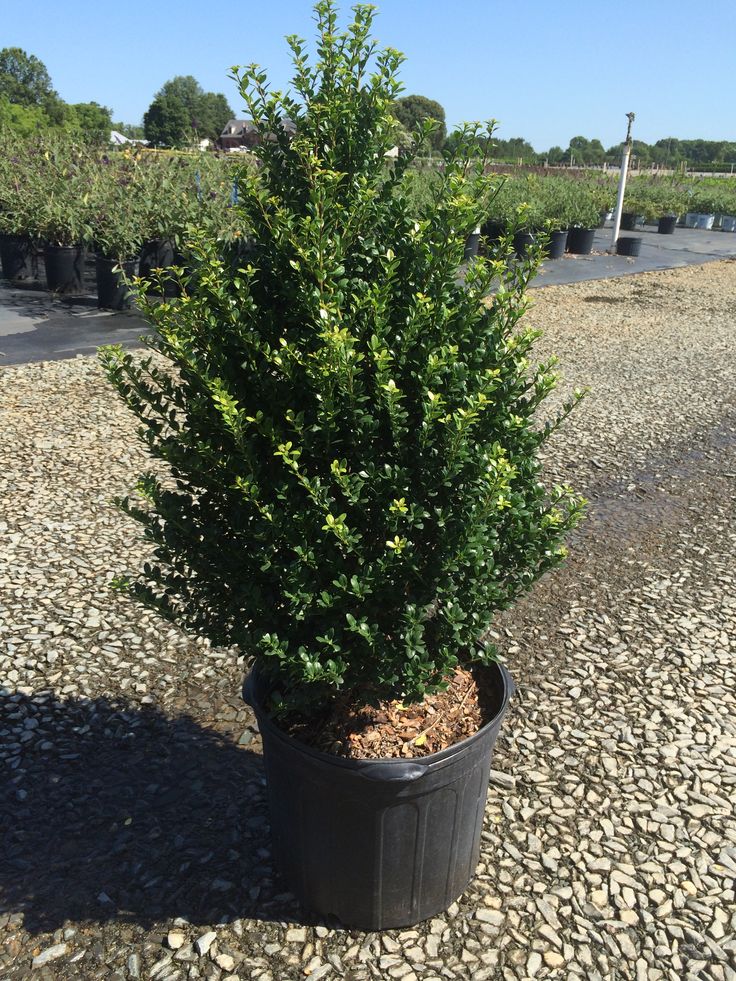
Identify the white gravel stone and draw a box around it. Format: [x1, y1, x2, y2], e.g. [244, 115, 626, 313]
[31, 943, 67, 967]
[194, 932, 217, 956]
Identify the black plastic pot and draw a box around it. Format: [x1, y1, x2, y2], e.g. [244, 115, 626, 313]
[44, 245, 86, 293]
[0, 235, 37, 281]
[481, 220, 505, 245]
[139, 238, 174, 278]
[616, 236, 642, 257]
[512, 230, 535, 258]
[544, 229, 568, 260]
[464, 231, 481, 261]
[95, 256, 138, 309]
[658, 215, 677, 235]
[244, 662, 515, 930]
[566, 227, 596, 255]
[620, 212, 642, 231]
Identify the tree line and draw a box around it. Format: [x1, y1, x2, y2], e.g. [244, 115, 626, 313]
[0, 48, 234, 146]
[0, 48, 112, 137]
[1, 47, 733, 167]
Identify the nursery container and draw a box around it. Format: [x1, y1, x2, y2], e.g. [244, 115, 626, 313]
[544, 229, 568, 260]
[512, 230, 535, 258]
[566, 227, 596, 255]
[616, 236, 642, 257]
[620, 212, 643, 231]
[244, 661, 515, 930]
[0, 235, 37, 281]
[95, 257, 138, 310]
[139, 238, 175, 278]
[44, 245, 85, 293]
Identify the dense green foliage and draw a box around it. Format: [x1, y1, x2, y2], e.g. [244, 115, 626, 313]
[0, 47, 62, 119]
[101, 2, 585, 715]
[0, 47, 111, 137]
[622, 174, 736, 220]
[0, 134, 247, 250]
[486, 173, 612, 232]
[143, 76, 233, 147]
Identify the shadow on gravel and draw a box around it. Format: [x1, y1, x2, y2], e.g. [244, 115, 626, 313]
[0, 694, 307, 933]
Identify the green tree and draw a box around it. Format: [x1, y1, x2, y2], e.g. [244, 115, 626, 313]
[0, 46, 64, 124]
[0, 46, 54, 105]
[65, 101, 112, 137]
[393, 94, 446, 151]
[195, 91, 233, 141]
[493, 136, 537, 162]
[144, 92, 192, 147]
[143, 75, 233, 146]
[546, 145, 565, 165]
[0, 96, 48, 136]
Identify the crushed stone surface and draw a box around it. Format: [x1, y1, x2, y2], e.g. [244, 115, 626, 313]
[1, 260, 735, 980]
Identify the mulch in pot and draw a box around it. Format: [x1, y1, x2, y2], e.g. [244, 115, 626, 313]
[276, 663, 500, 760]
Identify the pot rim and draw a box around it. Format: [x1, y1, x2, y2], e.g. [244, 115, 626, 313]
[244, 659, 515, 772]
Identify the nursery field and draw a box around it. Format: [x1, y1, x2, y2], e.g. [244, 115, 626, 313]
[1, 260, 734, 980]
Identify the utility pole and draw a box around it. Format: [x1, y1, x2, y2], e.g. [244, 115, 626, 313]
[610, 112, 635, 253]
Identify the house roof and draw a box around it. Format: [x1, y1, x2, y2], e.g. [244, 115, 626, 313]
[220, 118, 298, 138]
[109, 131, 149, 146]
[220, 119, 259, 138]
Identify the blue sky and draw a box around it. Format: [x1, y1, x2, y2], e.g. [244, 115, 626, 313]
[4, 0, 735, 150]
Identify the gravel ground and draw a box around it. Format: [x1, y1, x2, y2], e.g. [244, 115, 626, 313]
[1, 260, 735, 980]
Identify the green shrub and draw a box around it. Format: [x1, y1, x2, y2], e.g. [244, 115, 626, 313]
[102, 1, 585, 715]
[486, 173, 601, 231]
[624, 176, 688, 221]
[8, 136, 96, 245]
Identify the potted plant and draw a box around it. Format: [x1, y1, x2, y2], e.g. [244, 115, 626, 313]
[620, 198, 645, 231]
[535, 177, 569, 258]
[565, 191, 601, 255]
[0, 135, 40, 281]
[482, 176, 538, 257]
[687, 186, 721, 229]
[25, 139, 95, 294]
[137, 153, 181, 279]
[539, 177, 602, 258]
[101, 0, 585, 931]
[89, 153, 146, 309]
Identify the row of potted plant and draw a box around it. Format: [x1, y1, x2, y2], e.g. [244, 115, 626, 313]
[474, 172, 736, 254]
[479, 174, 614, 258]
[621, 175, 736, 232]
[0, 136, 251, 306]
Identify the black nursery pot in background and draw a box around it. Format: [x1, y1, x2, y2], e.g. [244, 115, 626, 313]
[139, 238, 175, 278]
[620, 212, 641, 231]
[512, 230, 535, 258]
[566, 227, 596, 255]
[464, 231, 481, 261]
[658, 215, 677, 235]
[616, 236, 642, 257]
[95, 257, 138, 310]
[481, 220, 505, 247]
[44, 245, 86, 293]
[0, 235, 37, 281]
[544, 229, 568, 260]
[244, 662, 515, 931]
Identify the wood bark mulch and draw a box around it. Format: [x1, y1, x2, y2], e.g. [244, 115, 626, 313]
[278, 664, 500, 760]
